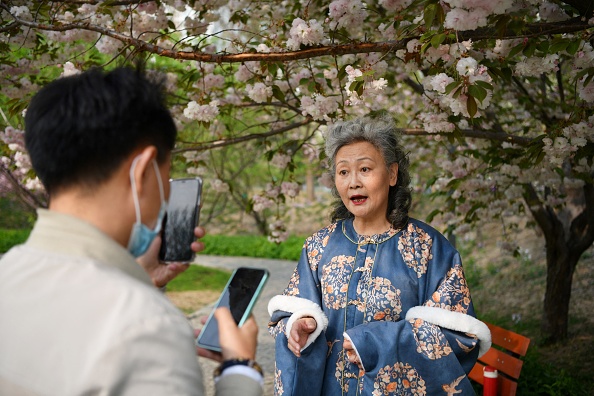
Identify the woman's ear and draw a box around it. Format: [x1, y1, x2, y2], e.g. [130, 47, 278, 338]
[130, 146, 158, 196]
[389, 163, 399, 186]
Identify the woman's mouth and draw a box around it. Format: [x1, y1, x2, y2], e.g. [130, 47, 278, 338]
[350, 195, 367, 205]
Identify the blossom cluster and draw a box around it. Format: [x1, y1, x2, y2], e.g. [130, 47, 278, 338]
[0, 126, 42, 191]
[344, 66, 388, 106]
[286, 18, 325, 50]
[328, 0, 368, 36]
[268, 218, 289, 244]
[183, 100, 220, 122]
[443, 0, 514, 31]
[421, 56, 493, 119]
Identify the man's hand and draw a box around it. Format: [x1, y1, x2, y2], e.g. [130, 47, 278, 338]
[196, 307, 258, 362]
[136, 226, 206, 288]
[288, 317, 317, 357]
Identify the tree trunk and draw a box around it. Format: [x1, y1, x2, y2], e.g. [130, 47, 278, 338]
[306, 167, 315, 202]
[524, 181, 594, 343]
[541, 231, 578, 343]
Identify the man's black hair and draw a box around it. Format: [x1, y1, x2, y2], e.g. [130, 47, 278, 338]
[25, 67, 177, 195]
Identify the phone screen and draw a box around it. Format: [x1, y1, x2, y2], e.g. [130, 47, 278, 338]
[159, 177, 202, 263]
[197, 267, 269, 351]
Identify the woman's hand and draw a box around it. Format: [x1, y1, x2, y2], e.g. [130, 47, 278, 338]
[343, 338, 363, 370]
[288, 317, 317, 357]
[136, 226, 206, 288]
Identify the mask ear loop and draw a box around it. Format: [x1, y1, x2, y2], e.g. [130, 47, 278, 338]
[152, 159, 165, 204]
[129, 156, 142, 224]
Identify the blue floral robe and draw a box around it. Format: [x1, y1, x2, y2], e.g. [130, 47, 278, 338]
[268, 218, 491, 396]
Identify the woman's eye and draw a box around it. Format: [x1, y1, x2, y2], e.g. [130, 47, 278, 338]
[361, 167, 369, 172]
[338, 169, 347, 176]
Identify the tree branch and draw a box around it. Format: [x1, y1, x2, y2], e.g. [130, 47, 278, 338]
[0, 162, 47, 209]
[523, 183, 555, 236]
[6, 13, 592, 64]
[570, 181, 594, 252]
[172, 119, 314, 153]
[402, 128, 533, 146]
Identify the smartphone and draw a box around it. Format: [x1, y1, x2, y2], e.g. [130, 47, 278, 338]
[196, 267, 269, 352]
[159, 177, 202, 263]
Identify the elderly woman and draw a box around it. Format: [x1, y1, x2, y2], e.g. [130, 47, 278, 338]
[268, 117, 490, 396]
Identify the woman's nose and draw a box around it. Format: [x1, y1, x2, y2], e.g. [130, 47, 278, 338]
[349, 173, 361, 188]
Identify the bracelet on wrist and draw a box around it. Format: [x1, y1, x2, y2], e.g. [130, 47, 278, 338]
[214, 358, 263, 378]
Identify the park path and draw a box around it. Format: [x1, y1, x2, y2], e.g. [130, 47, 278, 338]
[187, 255, 297, 396]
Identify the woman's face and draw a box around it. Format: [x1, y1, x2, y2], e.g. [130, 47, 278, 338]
[334, 141, 398, 225]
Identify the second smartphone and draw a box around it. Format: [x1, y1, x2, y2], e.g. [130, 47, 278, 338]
[159, 177, 202, 263]
[196, 267, 269, 352]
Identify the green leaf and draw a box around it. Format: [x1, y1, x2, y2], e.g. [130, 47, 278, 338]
[268, 63, 278, 77]
[536, 40, 549, 53]
[549, 39, 570, 53]
[508, 43, 525, 58]
[431, 33, 445, 48]
[474, 80, 493, 90]
[468, 85, 487, 103]
[444, 81, 460, 95]
[502, 67, 513, 82]
[467, 95, 478, 118]
[272, 85, 285, 102]
[426, 208, 441, 223]
[421, 41, 432, 54]
[337, 64, 349, 81]
[424, 3, 437, 28]
[567, 40, 580, 55]
[522, 43, 536, 57]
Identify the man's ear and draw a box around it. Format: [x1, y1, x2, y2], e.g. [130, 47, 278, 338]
[130, 146, 158, 196]
[389, 163, 399, 187]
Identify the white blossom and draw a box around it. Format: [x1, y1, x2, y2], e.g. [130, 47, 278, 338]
[183, 100, 220, 122]
[246, 82, 272, 103]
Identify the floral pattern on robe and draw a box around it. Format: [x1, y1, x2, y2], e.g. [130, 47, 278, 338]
[268, 218, 489, 396]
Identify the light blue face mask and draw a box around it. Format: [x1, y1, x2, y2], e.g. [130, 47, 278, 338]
[127, 156, 168, 258]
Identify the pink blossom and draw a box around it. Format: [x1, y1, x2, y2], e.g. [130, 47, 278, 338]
[379, 0, 413, 13]
[268, 219, 288, 243]
[211, 179, 230, 193]
[287, 18, 324, 50]
[246, 82, 272, 103]
[271, 152, 292, 168]
[578, 78, 594, 102]
[183, 100, 220, 122]
[252, 194, 275, 212]
[281, 182, 301, 198]
[201, 74, 225, 91]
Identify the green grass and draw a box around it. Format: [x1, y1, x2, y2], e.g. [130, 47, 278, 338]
[0, 197, 35, 229]
[0, 228, 30, 253]
[166, 264, 230, 292]
[201, 233, 304, 261]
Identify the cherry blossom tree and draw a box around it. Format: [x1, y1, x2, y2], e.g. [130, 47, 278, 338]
[1, 0, 593, 342]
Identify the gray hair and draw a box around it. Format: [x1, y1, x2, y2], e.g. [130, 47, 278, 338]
[325, 116, 412, 230]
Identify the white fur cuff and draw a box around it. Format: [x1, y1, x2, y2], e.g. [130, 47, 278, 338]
[405, 306, 492, 357]
[268, 295, 328, 351]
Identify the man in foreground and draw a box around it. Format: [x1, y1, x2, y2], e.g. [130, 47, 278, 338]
[0, 67, 263, 395]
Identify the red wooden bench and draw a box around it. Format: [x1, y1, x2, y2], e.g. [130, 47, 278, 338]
[469, 322, 531, 396]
